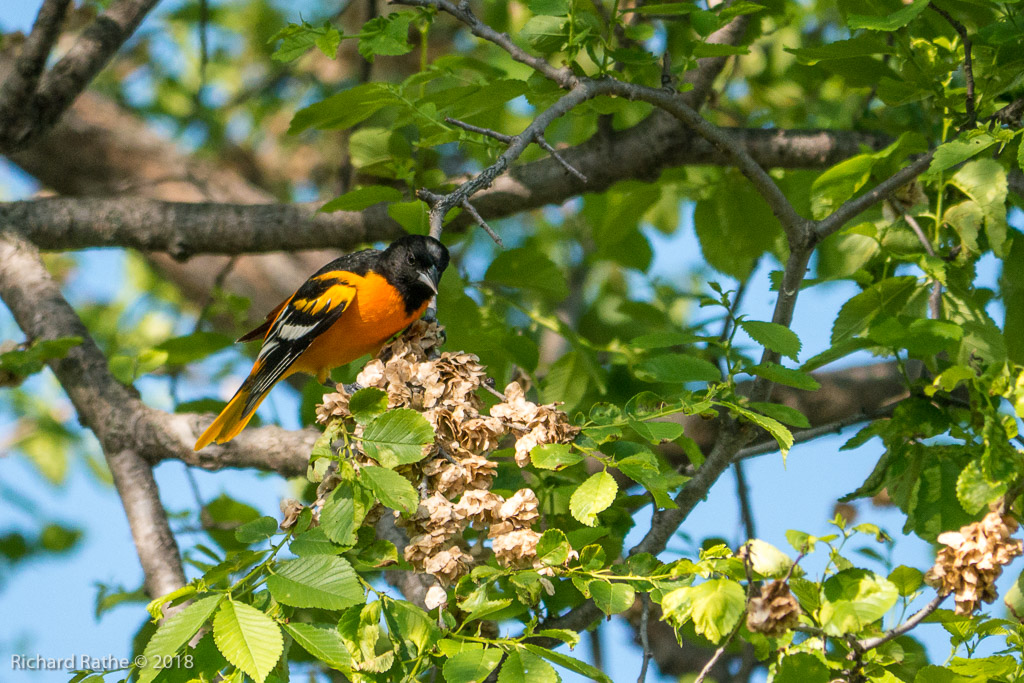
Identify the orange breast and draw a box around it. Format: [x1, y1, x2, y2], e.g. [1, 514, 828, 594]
[290, 272, 428, 378]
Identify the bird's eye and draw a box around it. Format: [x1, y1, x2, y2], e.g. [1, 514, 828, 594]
[406, 254, 416, 266]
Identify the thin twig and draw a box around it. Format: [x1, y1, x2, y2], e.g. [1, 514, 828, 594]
[854, 593, 946, 651]
[459, 198, 504, 247]
[901, 209, 942, 319]
[535, 134, 588, 183]
[445, 117, 513, 143]
[734, 461, 757, 541]
[637, 594, 652, 683]
[929, 4, 975, 127]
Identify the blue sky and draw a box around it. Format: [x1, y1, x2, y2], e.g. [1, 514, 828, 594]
[1, 2, 1020, 682]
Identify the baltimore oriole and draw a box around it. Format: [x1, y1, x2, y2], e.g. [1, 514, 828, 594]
[194, 235, 449, 450]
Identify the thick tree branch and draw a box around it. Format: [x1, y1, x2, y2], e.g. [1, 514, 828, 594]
[0, 196, 405, 257]
[0, 231, 185, 601]
[0, 0, 160, 153]
[854, 593, 946, 652]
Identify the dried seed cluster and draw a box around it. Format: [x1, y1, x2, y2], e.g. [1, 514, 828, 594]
[924, 511, 1023, 615]
[315, 320, 578, 586]
[746, 580, 800, 636]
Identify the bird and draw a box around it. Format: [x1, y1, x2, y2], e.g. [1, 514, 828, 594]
[194, 234, 450, 450]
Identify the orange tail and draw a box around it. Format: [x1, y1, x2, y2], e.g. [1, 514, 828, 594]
[193, 381, 271, 450]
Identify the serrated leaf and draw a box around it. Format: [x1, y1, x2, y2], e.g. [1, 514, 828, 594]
[289, 83, 395, 134]
[661, 579, 745, 644]
[635, 353, 721, 383]
[497, 649, 558, 683]
[267, 555, 364, 610]
[360, 408, 435, 467]
[847, 0, 928, 30]
[811, 154, 874, 219]
[743, 539, 792, 578]
[727, 403, 793, 456]
[831, 276, 918, 345]
[283, 622, 353, 670]
[570, 471, 618, 527]
[289, 526, 346, 556]
[536, 529, 571, 566]
[590, 581, 635, 615]
[927, 134, 998, 175]
[358, 12, 414, 62]
[523, 644, 612, 683]
[746, 402, 810, 429]
[360, 465, 418, 513]
[774, 652, 829, 683]
[319, 482, 375, 546]
[485, 248, 568, 299]
[153, 331, 233, 365]
[819, 569, 899, 636]
[956, 460, 1007, 515]
[888, 565, 924, 597]
[530, 443, 583, 470]
[234, 516, 279, 544]
[212, 600, 283, 683]
[444, 647, 504, 683]
[348, 387, 389, 424]
[747, 362, 821, 391]
[137, 595, 223, 683]
[739, 320, 801, 360]
[321, 186, 403, 212]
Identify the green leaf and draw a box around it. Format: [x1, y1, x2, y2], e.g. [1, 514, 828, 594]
[927, 133, 998, 175]
[485, 248, 568, 300]
[320, 186, 403, 212]
[570, 471, 618, 527]
[661, 579, 745, 644]
[348, 387, 388, 424]
[360, 408, 435, 467]
[212, 600, 284, 683]
[536, 529, 571, 566]
[831, 276, 918, 345]
[847, 0, 929, 30]
[138, 595, 223, 683]
[530, 443, 583, 470]
[497, 649, 558, 683]
[520, 15, 569, 54]
[269, 21, 342, 62]
[1005, 569, 1024, 620]
[282, 622, 353, 670]
[320, 482, 375, 546]
[289, 83, 395, 134]
[290, 526, 346, 556]
[888, 565, 924, 597]
[522, 644, 612, 683]
[628, 331, 698, 349]
[153, 331, 233, 365]
[774, 652, 829, 683]
[0, 336, 83, 381]
[629, 418, 685, 443]
[746, 402, 810, 429]
[949, 159, 1008, 256]
[811, 154, 874, 219]
[443, 647, 504, 683]
[819, 569, 899, 636]
[956, 460, 1007, 515]
[234, 516, 279, 544]
[786, 35, 894, 64]
[727, 403, 794, 456]
[528, 0, 569, 16]
[739, 320, 801, 360]
[540, 350, 590, 411]
[694, 175, 784, 278]
[360, 465, 418, 513]
[267, 555, 364, 610]
[743, 539, 792, 578]
[358, 12, 415, 62]
[747, 362, 821, 391]
[590, 581, 635, 615]
[635, 354, 721, 383]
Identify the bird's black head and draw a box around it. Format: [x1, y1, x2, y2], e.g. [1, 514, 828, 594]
[381, 235, 450, 313]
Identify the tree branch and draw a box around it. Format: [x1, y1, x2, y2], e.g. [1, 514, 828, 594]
[0, 231, 185, 601]
[0, 0, 160, 153]
[0, 196, 405, 257]
[854, 593, 946, 652]
[929, 4, 975, 128]
[0, 0, 71, 135]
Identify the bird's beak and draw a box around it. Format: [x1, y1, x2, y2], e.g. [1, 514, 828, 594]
[417, 266, 440, 294]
